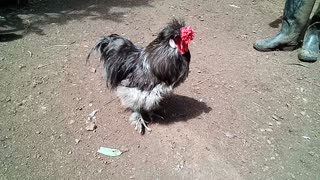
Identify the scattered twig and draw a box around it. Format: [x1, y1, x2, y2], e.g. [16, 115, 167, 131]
[296, 76, 307, 80]
[229, 4, 240, 8]
[286, 63, 309, 68]
[252, 102, 285, 121]
[36, 63, 53, 69]
[302, 136, 310, 140]
[27, 50, 32, 57]
[252, 102, 270, 113]
[249, 136, 260, 143]
[103, 98, 117, 107]
[271, 114, 284, 121]
[53, 44, 69, 47]
[247, 116, 258, 126]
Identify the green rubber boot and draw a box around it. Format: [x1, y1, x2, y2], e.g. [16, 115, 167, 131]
[298, 6, 320, 62]
[298, 22, 320, 62]
[254, 0, 316, 52]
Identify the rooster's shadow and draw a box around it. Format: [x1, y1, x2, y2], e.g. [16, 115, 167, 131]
[152, 95, 212, 124]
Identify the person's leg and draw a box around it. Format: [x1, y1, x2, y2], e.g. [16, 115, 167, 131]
[254, 0, 316, 51]
[298, 4, 320, 62]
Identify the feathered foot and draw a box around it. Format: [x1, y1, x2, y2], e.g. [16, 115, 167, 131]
[129, 112, 151, 134]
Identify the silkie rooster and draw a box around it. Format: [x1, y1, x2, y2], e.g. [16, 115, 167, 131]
[87, 19, 194, 134]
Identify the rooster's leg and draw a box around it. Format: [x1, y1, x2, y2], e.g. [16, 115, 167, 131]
[129, 111, 151, 134]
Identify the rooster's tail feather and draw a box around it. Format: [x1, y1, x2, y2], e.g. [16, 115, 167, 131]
[87, 34, 140, 89]
[86, 35, 115, 64]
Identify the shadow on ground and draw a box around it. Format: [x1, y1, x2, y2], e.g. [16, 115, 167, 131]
[153, 95, 212, 124]
[0, 0, 153, 41]
[268, 16, 282, 28]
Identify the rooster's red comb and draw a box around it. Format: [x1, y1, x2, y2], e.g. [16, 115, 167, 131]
[181, 26, 194, 44]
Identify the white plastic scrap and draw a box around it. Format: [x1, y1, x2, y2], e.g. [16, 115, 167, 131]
[97, 147, 122, 157]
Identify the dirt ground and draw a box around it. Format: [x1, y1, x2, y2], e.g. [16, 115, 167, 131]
[1, 0, 320, 179]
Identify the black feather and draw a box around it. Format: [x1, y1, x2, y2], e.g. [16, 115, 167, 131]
[88, 18, 191, 94]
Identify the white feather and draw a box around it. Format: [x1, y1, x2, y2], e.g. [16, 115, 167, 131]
[116, 83, 173, 111]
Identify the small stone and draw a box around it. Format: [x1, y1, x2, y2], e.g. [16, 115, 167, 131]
[265, 128, 273, 132]
[268, 122, 273, 126]
[68, 151, 72, 155]
[90, 68, 96, 73]
[5, 97, 11, 102]
[75, 139, 80, 144]
[41, 106, 47, 110]
[88, 103, 93, 107]
[18, 65, 26, 70]
[50, 136, 55, 140]
[35, 131, 41, 134]
[300, 111, 306, 116]
[18, 100, 27, 106]
[224, 132, 237, 138]
[85, 122, 97, 131]
[7, 108, 17, 115]
[69, 120, 75, 124]
[300, 159, 306, 163]
[175, 160, 185, 171]
[262, 166, 269, 172]
[75, 106, 83, 111]
[302, 98, 308, 103]
[267, 140, 272, 144]
[308, 151, 315, 156]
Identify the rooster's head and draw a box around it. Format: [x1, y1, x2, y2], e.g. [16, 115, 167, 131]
[157, 19, 195, 55]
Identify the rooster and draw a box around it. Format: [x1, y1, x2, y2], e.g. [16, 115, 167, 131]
[87, 19, 194, 134]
